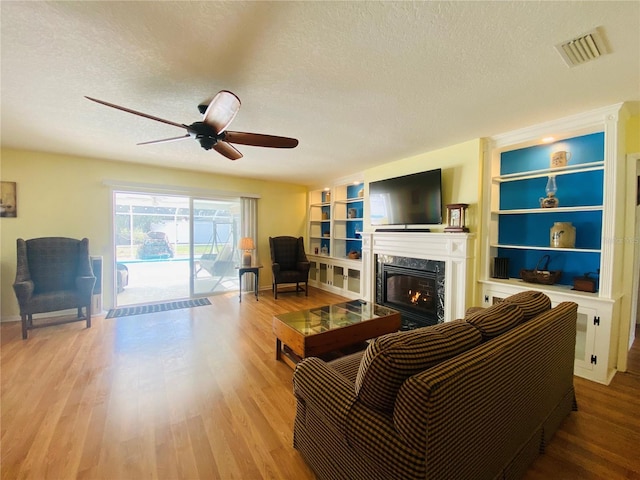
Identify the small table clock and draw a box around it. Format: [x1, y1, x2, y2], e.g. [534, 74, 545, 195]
[444, 203, 469, 233]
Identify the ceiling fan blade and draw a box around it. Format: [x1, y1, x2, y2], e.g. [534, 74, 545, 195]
[137, 134, 191, 145]
[85, 96, 187, 130]
[202, 90, 241, 134]
[223, 131, 299, 149]
[213, 140, 243, 160]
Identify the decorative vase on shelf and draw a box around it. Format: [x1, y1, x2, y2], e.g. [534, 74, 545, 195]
[550, 222, 576, 248]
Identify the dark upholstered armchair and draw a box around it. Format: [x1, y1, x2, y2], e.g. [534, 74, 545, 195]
[269, 236, 311, 299]
[13, 237, 96, 339]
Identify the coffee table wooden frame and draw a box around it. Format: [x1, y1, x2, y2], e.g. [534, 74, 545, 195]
[273, 302, 401, 368]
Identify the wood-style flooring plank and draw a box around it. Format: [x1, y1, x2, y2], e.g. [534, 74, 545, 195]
[2, 288, 640, 479]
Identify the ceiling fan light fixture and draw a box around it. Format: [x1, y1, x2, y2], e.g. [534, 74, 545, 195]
[555, 26, 609, 67]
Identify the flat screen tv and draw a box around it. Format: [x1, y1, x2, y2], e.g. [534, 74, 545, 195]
[369, 169, 443, 226]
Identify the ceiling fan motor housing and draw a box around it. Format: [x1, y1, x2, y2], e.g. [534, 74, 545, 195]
[198, 136, 216, 150]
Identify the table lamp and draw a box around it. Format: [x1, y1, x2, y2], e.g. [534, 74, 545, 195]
[239, 237, 255, 266]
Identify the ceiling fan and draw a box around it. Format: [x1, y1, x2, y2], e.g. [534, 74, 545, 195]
[85, 90, 298, 160]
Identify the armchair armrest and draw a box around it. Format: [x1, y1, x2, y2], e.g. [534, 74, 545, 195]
[13, 280, 34, 305]
[293, 357, 357, 434]
[297, 261, 310, 274]
[271, 262, 281, 275]
[76, 276, 96, 298]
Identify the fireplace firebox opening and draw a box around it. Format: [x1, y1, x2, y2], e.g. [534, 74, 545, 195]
[376, 255, 445, 329]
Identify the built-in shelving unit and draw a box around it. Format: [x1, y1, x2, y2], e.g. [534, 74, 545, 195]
[308, 180, 364, 299]
[480, 103, 628, 385]
[491, 133, 605, 288]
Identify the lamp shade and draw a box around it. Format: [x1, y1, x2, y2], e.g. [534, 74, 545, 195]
[239, 237, 255, 251]
[239, 237, 255, 266]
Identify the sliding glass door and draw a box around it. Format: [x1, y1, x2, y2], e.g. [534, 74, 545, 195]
[114, 192, 245, 306]
[191, 198, 241, 296]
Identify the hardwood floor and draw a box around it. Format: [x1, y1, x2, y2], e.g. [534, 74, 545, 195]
[2, 288, 639, 479]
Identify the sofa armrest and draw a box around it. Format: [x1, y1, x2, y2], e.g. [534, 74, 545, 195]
[292, 357, 357, 434]
[465, 306, 485, 317]
[13, 280, 34, 306]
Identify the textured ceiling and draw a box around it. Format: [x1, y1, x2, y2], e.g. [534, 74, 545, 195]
[1, 1, 639, 186]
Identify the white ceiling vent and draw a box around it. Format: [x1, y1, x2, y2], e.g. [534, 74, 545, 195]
[555, 27, 609, 67]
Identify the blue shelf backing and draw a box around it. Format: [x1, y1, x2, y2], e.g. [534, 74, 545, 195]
[499, 170, 603, 210]
[345, 203, 363, 218]
[346, 220, 363, 239]
[497, 248, 600, 287]
[347, 183, 364, 199]
[500, 132, 604, 175]
[498, 211, 602, 250]
[346, 239, 361, 256]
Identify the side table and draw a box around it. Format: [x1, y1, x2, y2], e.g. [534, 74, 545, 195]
[236, 265, 263, 302]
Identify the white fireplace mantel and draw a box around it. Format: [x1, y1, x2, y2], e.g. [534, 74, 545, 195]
[361, 231, 475, 322]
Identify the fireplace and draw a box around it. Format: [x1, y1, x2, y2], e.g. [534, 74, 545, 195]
[376, 255, 445, 329]
[362, 231, 473, 323]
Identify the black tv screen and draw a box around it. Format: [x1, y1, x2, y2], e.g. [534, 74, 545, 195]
[369, 169, 443, 226]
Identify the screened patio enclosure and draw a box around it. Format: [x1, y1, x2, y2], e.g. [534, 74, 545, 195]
[114, 192, 243, 306]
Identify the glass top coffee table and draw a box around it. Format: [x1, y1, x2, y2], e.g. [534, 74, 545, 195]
[273, 300, 401, 368]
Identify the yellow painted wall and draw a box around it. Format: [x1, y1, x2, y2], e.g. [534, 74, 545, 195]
[363, 139, 483, 231]
[627, 115, 640, 152]
[363, 138, 484, 307]
[0, 149, 307, 320]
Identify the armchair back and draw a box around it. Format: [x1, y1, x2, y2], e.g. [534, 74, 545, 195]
[13, 237, 95, 339]
[268, 236, 310, 298]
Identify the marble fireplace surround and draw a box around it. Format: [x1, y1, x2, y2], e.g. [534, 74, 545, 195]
[361, 231, 474, 323]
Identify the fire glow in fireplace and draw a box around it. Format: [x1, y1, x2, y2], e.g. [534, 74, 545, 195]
[376, 255, 445, 329]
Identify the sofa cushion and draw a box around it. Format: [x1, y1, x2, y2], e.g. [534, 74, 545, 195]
[465, 302, 524, 341]
[354, 320, 482, 413]
[502, 290, 551, 321]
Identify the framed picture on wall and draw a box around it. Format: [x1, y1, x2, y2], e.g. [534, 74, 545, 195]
[1, 181, 17, 217]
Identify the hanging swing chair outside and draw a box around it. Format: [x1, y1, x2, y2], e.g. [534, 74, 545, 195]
[196, 219, 239, 292]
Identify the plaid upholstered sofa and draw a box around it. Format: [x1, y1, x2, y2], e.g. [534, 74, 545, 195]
[292, 291, 578, 480]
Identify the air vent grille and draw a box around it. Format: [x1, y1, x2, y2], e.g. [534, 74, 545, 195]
[555, 27, 609, 67]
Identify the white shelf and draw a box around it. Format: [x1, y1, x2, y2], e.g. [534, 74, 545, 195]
[334, 197, 364, 204]
[493, 161, 604, 183]
[491, 243, 601, 253]
[494, 206, 603, 214]
[480, 278, 601, 299]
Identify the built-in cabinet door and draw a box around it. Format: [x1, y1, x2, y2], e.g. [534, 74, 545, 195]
[574, 305, 598, 373]
[347, 268, 361, 295]
[309, 260, 318, 282]
[319, 262, 329, 286]
[333, 265, 345, 289]
[307, 255, 362, 299]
